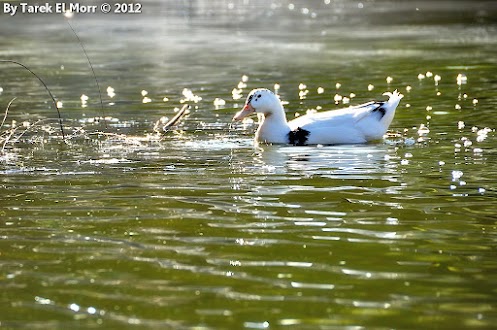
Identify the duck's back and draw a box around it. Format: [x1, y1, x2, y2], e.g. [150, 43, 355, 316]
[288, 101, 389, 145]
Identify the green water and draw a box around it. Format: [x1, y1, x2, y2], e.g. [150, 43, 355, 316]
[1, 1, 497, 329]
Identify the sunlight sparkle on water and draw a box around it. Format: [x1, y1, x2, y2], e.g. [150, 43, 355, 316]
[69, 303, 80, 312]
[107, 86, 116, 98]
[457, 73, 468, 85]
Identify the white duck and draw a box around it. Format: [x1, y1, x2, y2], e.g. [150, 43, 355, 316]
[233, 88, 403, 145]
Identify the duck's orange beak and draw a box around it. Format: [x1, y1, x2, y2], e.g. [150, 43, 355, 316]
[232, 103, 255, 121]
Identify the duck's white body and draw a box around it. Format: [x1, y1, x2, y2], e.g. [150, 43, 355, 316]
[233, 88, 403, 145]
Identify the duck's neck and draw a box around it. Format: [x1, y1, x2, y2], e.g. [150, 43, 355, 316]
[255, 109, 291, 144]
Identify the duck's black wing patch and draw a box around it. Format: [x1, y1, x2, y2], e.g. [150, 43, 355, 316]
[288, 127, 310, 146]
[371, 101, 386, 119]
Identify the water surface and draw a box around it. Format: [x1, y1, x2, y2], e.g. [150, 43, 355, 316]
[1, 1, 497, 329]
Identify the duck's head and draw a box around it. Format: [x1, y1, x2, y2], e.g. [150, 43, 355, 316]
[232, 88, 282, 121]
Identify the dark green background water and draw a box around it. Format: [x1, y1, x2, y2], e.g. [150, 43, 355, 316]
[1, 0, 497, 329]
